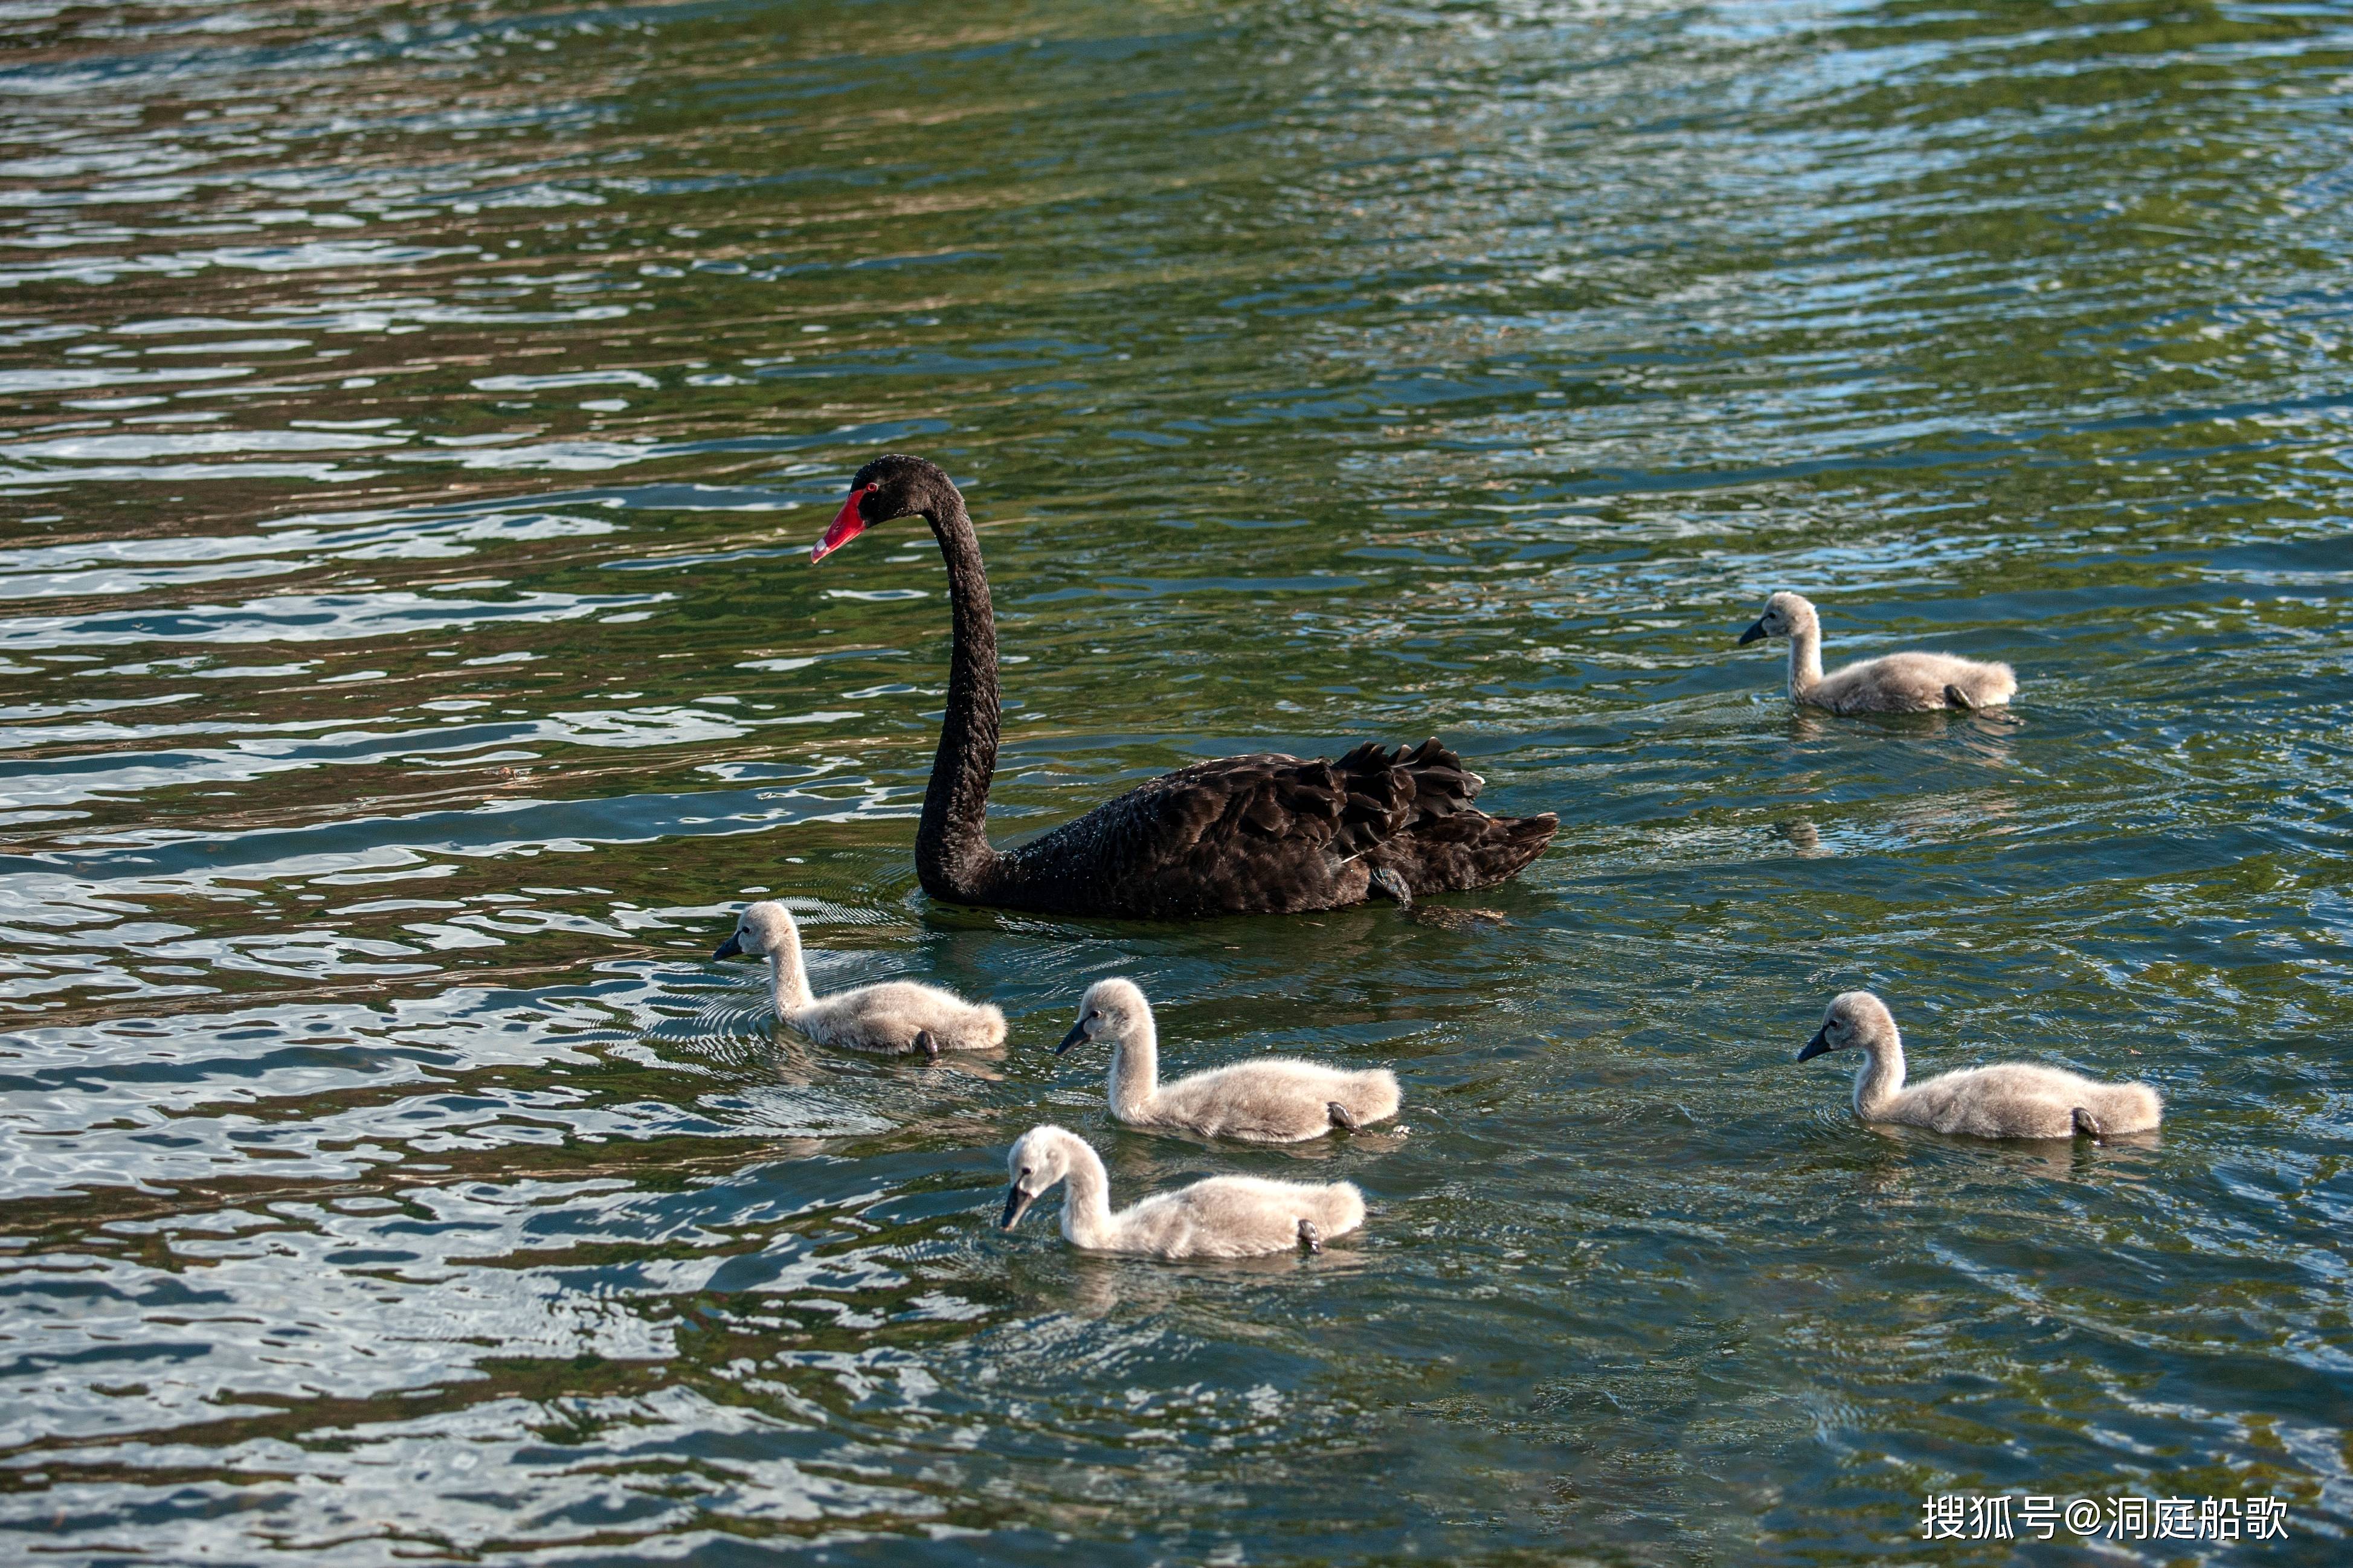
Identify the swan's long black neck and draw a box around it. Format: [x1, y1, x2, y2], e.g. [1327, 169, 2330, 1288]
[915, 487, 1006, 901]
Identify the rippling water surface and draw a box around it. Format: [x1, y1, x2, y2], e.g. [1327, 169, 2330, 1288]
[4, 1, 2352, 1561]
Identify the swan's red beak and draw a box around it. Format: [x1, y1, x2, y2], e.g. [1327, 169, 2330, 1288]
[811, 484, 874, 565]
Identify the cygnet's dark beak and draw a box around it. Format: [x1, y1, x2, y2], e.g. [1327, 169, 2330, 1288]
[1797, 1026, 1832, 1062]
[1054, 1021, 1089, 1056]
[712, 932, 744, 960]
[1738, 619, 1769, 646]
[999, 1186, 1035, 1230]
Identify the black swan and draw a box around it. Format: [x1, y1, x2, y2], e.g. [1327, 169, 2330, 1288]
[806, 454, 1556, 919]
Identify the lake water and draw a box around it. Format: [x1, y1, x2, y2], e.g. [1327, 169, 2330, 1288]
[4, 1, 2351, 1562]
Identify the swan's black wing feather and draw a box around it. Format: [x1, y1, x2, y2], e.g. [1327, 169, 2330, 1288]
[999, 739, 1553, 917]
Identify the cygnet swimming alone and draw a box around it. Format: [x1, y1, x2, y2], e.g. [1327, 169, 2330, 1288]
[997, 1124, 1366, 1258]
[1057, 978, 1402, 1142]
[712, 900, 1005, 1055]
[1737, 591, 2017, 712]
[1798, 990, 2161, 1141]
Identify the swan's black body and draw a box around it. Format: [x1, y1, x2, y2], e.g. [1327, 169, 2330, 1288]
[811, 455, 1556, 919]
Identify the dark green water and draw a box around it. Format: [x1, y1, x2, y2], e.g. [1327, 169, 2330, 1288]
[3, 1, 2351, 1562]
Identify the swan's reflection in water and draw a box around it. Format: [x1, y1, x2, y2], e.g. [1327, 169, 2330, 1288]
[1778, 700, 2023, 748]
[1846, 1120, 2166, 1187]
[1951, 707, 2026, 765]
[1767, 783, 2023, 861]
[1038, 1235, 1378, 1320]
[1777, 817, 1826, 856]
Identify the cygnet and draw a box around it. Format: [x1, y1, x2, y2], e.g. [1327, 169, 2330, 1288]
[997, 1124, 1366, 1257]
[1799, 990, 2161, 1141]
[713, 900, 1004, 1055]
[1058, 978, 1401, 1142]
[1739, 591, 2017, 712]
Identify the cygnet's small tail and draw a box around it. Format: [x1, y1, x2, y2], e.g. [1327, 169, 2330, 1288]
[1337, 1068, 1403, 1129]
[2114, 1081, 2165, 1133]
[1314, 1181, 1368, 1239]
[2081, 1081, 2163, 1136]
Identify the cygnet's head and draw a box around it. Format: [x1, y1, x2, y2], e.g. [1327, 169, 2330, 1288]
[1797, 989, 1899, 1062]
[999, 1125, 1080, 1229]
[1738, 591, 1819, 646]
[1055, 977, 1150, 1055]
[712, 899, 797, 961]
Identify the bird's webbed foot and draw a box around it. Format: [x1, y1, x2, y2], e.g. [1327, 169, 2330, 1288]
[1366, 866, 1413, 908]
[1943, 683, 1975, 712]
[2071, 1106, 2105, 1143]
[1327, 1100, 1360, 1133]
[913, 1029, 939, 1059]
[1296, 1218, 1323, 1255]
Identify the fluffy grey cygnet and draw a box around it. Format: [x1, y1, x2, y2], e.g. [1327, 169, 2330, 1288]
[1799, 991, 2161, 1141]
[1737, 591, 2018, 712]
[712, 901, 1005, 1056]
[1057, 978, 1402, 1142]
[997, 1125, 1366, 1258]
